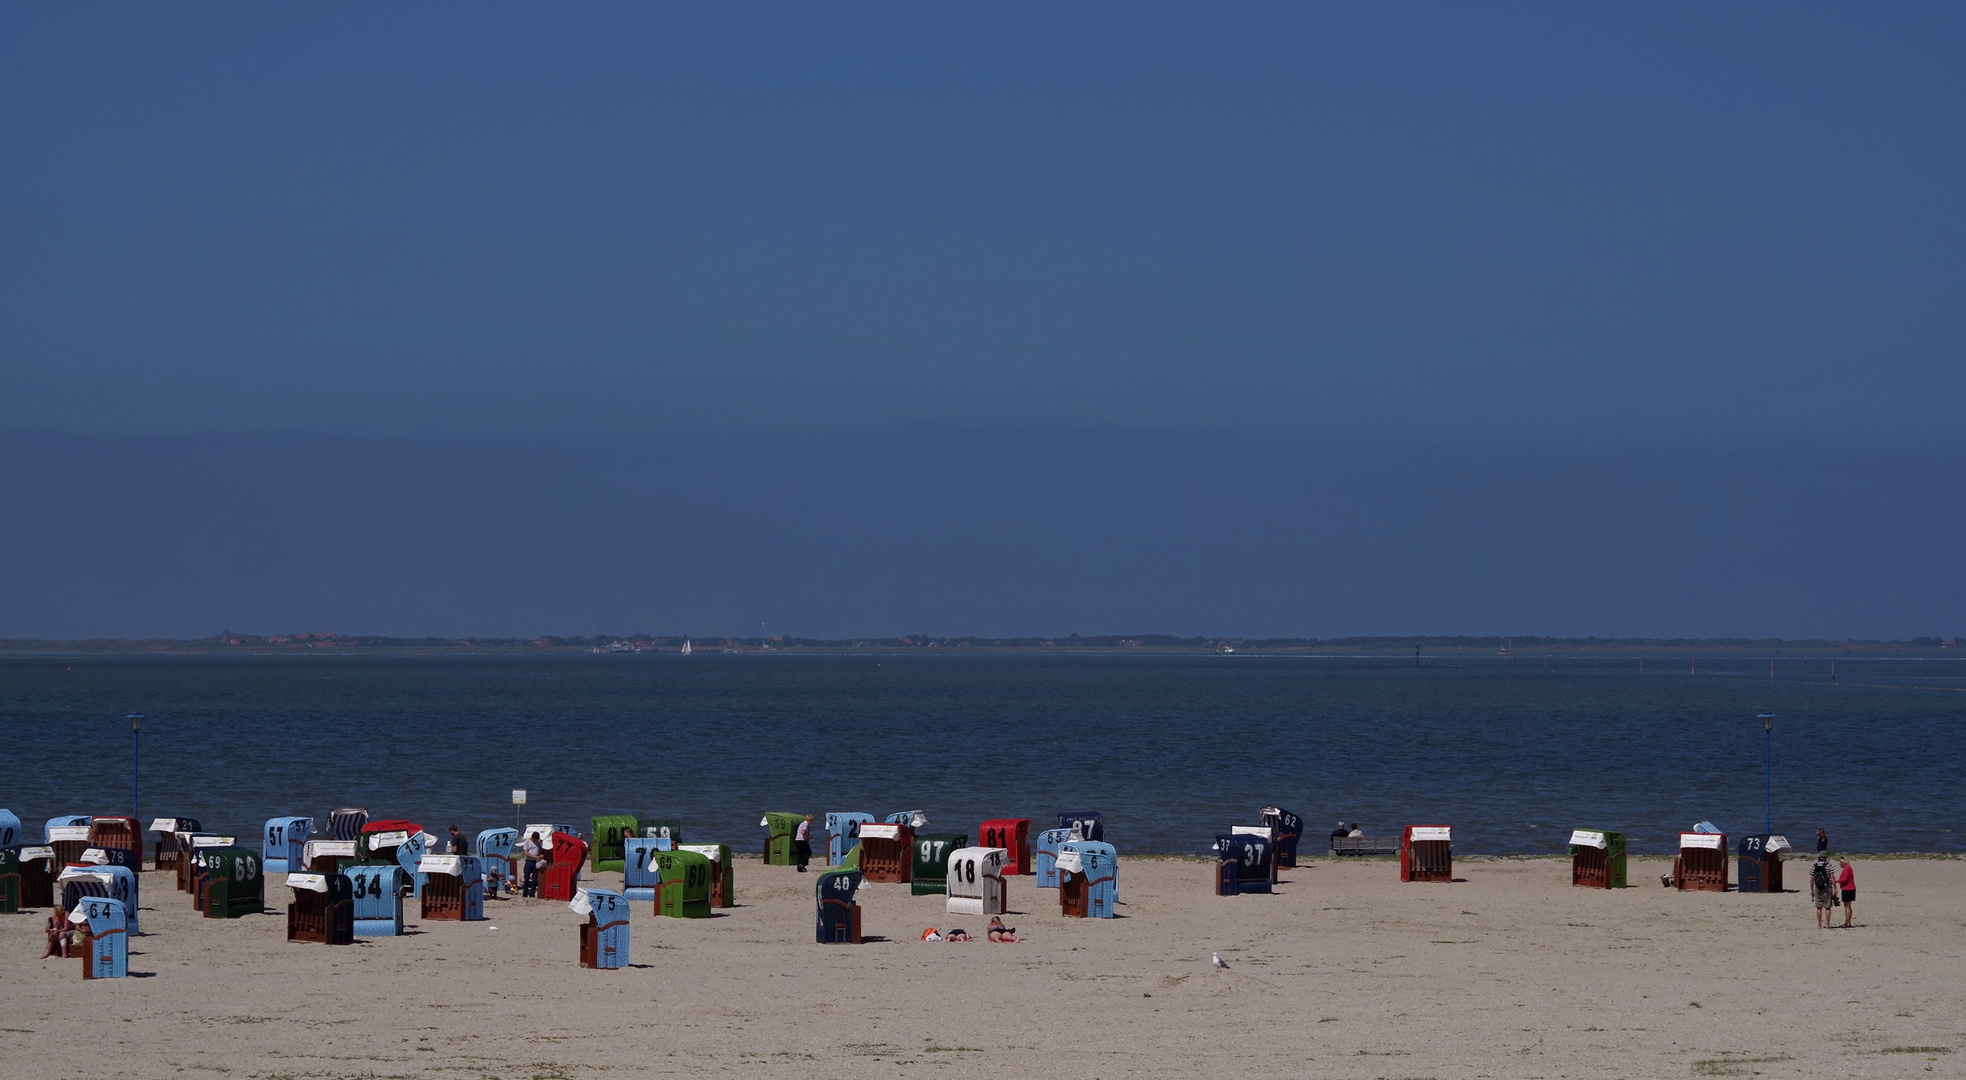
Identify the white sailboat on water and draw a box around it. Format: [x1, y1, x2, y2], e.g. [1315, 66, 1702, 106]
[680, 639, 692, 655]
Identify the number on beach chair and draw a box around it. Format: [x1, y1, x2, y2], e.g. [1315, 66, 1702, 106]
[945, 847, 1008, 916]
[263, 817, 313, 875]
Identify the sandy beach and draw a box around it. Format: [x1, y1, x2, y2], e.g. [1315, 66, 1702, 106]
[6, 854, 1963, 1079]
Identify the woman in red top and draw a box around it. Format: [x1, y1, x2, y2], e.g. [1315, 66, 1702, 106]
[1836, 859, 1856, 928]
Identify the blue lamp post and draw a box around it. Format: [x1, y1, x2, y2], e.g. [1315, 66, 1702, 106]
[128, 713, 145, 823]
[1756, 713, 1777, 835]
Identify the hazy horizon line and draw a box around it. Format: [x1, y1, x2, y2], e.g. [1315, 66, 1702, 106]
[6, 425, 1966, 457]
[3, 631, 1957, 651]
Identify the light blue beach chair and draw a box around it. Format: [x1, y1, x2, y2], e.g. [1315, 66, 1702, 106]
[348, 862, 405, 936]
[263, 816, 313, 875]
[77, 896, 128, 978]
[1061, 840, 1117, 916]
[825, 812, 874, 867]
[476, 828, 519, 895]
[622, 837, 667, 903]
[1033, 828, 1073, 889]
[60, 863, 140, 935]
[578, 888, 630, 969]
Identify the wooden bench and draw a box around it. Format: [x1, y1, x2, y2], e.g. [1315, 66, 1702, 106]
[1329, 836, 1400, 856]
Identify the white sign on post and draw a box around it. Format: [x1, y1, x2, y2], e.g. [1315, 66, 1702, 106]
[512, 790, 528, 806]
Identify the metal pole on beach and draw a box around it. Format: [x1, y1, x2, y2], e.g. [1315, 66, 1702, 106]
[1758, 713, 1777, 835]
[129, 713, 145, 823]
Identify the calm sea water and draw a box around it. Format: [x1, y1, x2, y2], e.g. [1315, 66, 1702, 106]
[2, 653, 1961, 855]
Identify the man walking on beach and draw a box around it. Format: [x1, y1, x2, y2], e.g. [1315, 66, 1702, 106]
[1816, 827, 1829, 854]
[1837, 858, 1857, 928]
[795, 815, 813, 872]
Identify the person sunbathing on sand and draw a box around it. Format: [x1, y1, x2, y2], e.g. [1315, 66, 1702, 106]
[986, 917, 1019, 943]
[946, 928, 972, 941]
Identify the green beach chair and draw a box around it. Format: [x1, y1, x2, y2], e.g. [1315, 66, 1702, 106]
[591, 815, 639, 873]
[652, 849, 714, 918]
[759, 812, 804, 866]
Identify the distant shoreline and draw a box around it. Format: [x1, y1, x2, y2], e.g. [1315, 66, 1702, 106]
[0, 633, 1958, 658]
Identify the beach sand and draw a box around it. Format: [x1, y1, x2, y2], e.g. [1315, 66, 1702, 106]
[6, 855, 1962, 1079]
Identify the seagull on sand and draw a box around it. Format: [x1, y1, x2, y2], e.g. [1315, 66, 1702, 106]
[1212, 953, 1228, 969]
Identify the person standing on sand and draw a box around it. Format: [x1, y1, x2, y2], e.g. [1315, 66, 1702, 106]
[1810, 856, 1836, 929]
[521, 831, 544, 898]
[1816, 827, 1829, 854]
[794, 815, 813, 872]
[448, 824, 469, 855]
[1837, 858, 1857, 928]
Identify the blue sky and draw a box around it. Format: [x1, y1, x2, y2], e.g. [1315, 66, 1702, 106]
[2, 6, 1960, 637]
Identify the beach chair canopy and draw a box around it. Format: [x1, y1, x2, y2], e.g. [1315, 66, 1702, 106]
[477, 828, 519, 860]
[71, 895, 126, 934]
[47, 817, 92, 843]
[287, 872, 330, 893]
[652, 849, 712, 902]
[1058, 810, 1105, 842]
[1033, 828, 1073, 888]
[815, 867, 863, 903]
[623, 838, 667, 888]
[326, 808, 369, 840]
